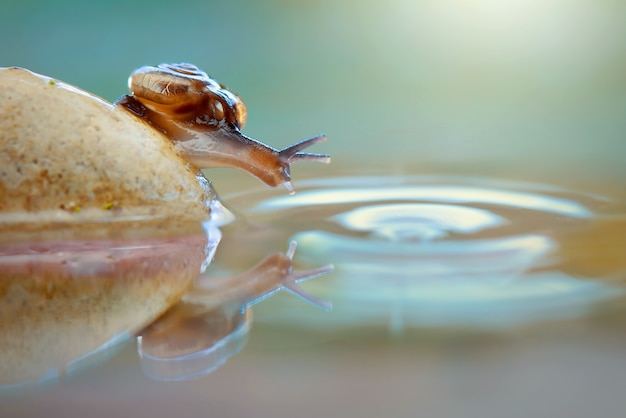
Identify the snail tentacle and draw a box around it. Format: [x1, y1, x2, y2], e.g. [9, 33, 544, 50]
[278, 134, 331, 164]
[289, 152, 332, 164]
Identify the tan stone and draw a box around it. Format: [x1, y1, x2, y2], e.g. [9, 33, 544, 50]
[0, 67, 210, 239]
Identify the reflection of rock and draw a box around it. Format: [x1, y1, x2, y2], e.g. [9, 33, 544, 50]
[0, 235, 332, 387]
[0, 229, 214, 387]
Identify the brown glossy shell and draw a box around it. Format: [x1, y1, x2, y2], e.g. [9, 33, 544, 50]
[128, 63, 247, 129]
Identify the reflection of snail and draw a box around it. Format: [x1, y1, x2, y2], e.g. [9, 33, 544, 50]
[138, 241, 332, 381]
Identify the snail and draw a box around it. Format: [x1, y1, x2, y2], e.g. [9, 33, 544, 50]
[0, 63, 329, 235]
[117, 63, 330, 194]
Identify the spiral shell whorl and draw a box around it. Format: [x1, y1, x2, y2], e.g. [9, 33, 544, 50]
[128, 63, 246, 128]
[157, 63, 208, 78]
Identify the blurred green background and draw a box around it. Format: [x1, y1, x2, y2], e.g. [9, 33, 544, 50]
[1, 0, 625, 192]
[2, 3, 626, 416]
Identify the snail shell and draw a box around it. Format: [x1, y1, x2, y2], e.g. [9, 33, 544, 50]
[127, 63, 247, 129]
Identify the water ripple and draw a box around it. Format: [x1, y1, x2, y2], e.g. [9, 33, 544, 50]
[333, 203, 507, 241]
[253, 184, 594, 218]
[226, 175, 625, 329]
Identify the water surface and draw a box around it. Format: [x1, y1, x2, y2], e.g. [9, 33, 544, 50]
[222, 174, 626, 331]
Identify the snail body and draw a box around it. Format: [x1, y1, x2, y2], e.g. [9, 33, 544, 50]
[118, 63, 329, 193]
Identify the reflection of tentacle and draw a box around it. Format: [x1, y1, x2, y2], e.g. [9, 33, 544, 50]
[283, 241, 333, 311]
[283, 243, 334, 311]
[241, 241, 334, 311]
[291, 264, 336, 283]
[285, 240, 298, 260]
[283, 274, 333, 312]
[184, 240, 333, 312]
